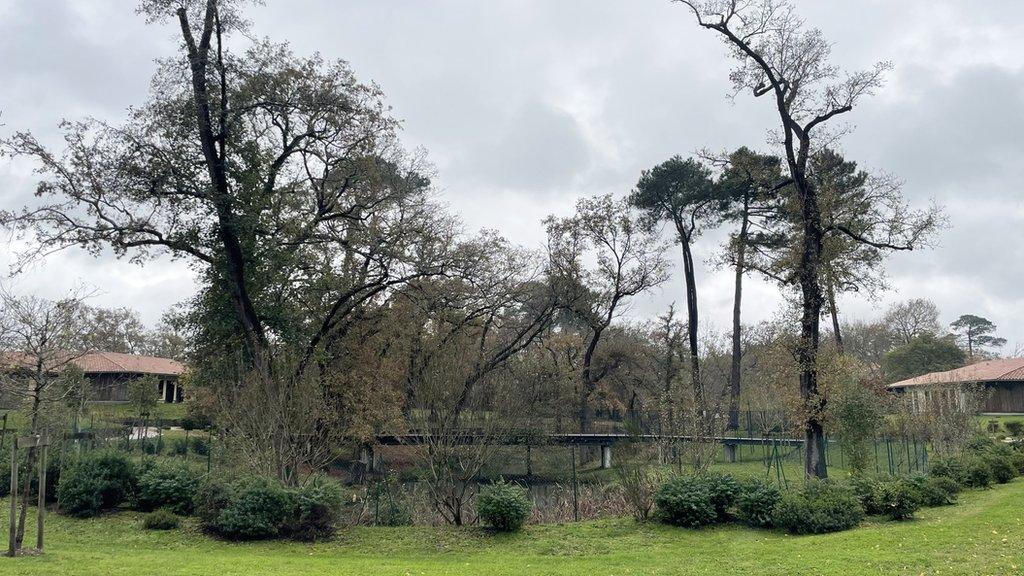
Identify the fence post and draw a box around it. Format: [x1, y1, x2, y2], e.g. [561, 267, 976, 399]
[8, 443, 17, 557]
[570, 446, 579, 522]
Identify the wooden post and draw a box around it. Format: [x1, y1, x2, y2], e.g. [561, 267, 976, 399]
[36, 442, 47, 551]
[7, 443, 17, 557]
[570, 446, 579, 522]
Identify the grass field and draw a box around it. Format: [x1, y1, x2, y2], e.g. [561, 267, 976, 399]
[1, 480, 1021, 575]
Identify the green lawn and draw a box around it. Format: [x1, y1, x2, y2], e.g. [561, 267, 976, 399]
[2, 480, 1022, 575]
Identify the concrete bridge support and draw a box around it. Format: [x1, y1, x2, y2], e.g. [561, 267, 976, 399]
[359, 444, 381, 473]
[724, 443, 738, 463]
[600, 444, 612, 469]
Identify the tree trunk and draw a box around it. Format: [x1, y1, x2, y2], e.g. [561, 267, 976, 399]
[679, 238, 703, 407]
[728, 198, 750, 430]
[826, 281, 844, 354]
[795, 169, 828, 479]
[579, 327, 603, 433]
[16, 373, 43, 548]
[178, 3, 267, 361]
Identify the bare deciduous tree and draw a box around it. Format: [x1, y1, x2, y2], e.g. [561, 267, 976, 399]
[546, 195, 669, 432]
[0, 289, 91, 548]
[676, 0, 939, 477]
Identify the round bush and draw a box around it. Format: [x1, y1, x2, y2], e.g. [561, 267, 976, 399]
[143, 508, 181, 530]
[654, 476, 716, 528]
[194, 476, 234, 527]
[984, 453, 1017, 484]
[190, 437, 210, 456]
[169, 438, 189, 456]
[704, 473, 740, 520]
[876, 480, 921, 520]
[962, 457, 994, 488]
[476, 480, 532, 532]
[929, 457, 966, 483]
[848, 476, 884, 515]
[137, 462, 200, 515]
[291, 475, 345, 541]
[773, 480, 864, 535]
[735, 479, 781, 528]
[57, 451, 138, 517]
[211, 477, 296, 540]
[912, 474, 960, 506]
[0, 450, 62, 502]
[57, 464, 106, 518]
[91, 451, 139, 508]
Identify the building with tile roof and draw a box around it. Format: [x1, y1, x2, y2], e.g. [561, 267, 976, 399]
[887, 357, 1024, 414]
[1, 350, 186, 404]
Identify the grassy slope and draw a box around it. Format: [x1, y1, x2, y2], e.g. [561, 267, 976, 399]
[3, 480, 1022, 576]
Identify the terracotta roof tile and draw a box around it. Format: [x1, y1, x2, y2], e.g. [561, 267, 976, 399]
[1, 350, 184, 376]
[887, 357, 1024, 389]
[73, 351, 185, 376]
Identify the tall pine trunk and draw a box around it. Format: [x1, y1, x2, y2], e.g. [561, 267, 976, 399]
[728, 197, 750, 431]
[679, 239, 702, 409]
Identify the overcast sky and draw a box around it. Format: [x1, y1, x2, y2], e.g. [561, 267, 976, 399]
[1, 0, 1022, 350]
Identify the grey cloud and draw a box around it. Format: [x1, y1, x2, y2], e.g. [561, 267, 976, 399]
[0, 0, 1022, 345]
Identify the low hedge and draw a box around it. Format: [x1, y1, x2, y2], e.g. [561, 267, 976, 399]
[137, 462, 201, 515]
[143, 508, 181, 530]
[735, 479, 780, 528]
[654, 476, 717, 528]
[773, 480, 863, 534]
[57, 451, 138, 518]
[196, 475, 345, 541]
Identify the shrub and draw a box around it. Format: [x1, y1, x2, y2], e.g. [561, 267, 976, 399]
[209, 477, 296, 540]
[91, 451, 138, 507]
[1012, 448, 1024, 474]
[961, 457, 994, 488]
[141, 437, 164, 455]
[291, 475, 345, 541]
[476, 480, 532, 532]
[704, 473, 739, 520]
[0, 450, 62, 502]
[654, 476, 716, 528]
[143, 508, 181, 530]
[1004, 421, 1024, 438]
[57, 464, 106, 517]
[169, 437, 189, 456]
[985, 453, 1016, 484]
[875, 480, 921, 520]
[190, 437, 210, 456]
[907, 474, 959, 507]
[929, 457, 966, 483]
[848, 476, 884, 515]
[194, 476, 234, 527]
[773, 480, 863, 534]
[734, 479, 780, 528]
[137, 462, 201, 515]
[57, 451, 137, 517]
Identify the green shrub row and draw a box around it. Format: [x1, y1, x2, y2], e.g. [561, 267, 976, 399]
[929, 437, 1022, 488]
[652, 443, 1018, 536]
[53, 451, 344, 541]
[196, 474, 345, 541]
